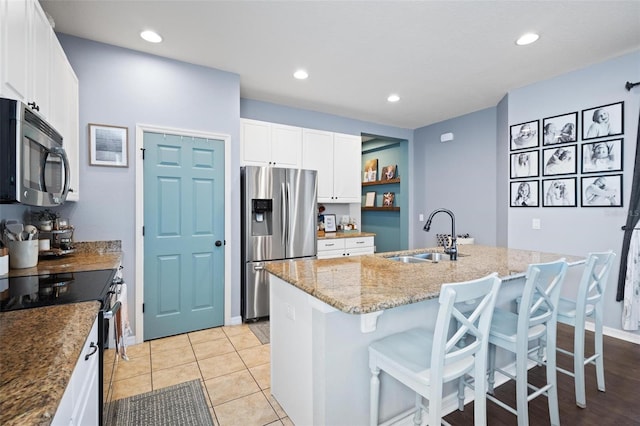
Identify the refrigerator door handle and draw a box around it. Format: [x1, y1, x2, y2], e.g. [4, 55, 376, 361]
[281, 181, 288, 247]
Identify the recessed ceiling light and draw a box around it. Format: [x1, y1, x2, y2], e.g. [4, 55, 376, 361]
[140, 30, 162, 43]
[293, 69, 309, 80]
[516, 32, 539, 46]
[387, 94, 400, 103]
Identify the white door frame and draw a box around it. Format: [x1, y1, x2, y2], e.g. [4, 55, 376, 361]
[134, 124, 232, 344]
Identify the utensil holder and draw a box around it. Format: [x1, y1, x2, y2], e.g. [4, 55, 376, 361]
[8, 240, 39, 269]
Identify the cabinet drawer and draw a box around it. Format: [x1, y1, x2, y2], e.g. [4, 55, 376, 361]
[345, 237, 374, 250]
[317, 239, 345, 252]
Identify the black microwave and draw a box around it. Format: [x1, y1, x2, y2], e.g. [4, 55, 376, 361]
[0, 97, 70, 206]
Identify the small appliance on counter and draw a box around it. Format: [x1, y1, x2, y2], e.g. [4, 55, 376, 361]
[36, 217, 75, 257]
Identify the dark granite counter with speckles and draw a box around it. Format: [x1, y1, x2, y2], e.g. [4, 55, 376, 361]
[0, 301, 101, 425]
[0, 241, 122, 425]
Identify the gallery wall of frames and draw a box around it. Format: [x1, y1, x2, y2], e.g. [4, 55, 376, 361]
[509, 101, 624, 208]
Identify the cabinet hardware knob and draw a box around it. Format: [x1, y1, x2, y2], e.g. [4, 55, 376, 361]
[85, 342, 99, 360]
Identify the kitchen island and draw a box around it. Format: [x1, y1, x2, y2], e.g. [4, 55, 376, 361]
[265, 245, 584, 426]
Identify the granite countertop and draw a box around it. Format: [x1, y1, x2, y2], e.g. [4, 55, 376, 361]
[318, 231, 376, 240]
[0, 301, 101, 426]
[7, 241, 122, 277]
[264, 244, 584, 314]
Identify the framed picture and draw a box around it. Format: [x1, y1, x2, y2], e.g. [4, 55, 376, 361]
[581, 138, 623, 173]
[323, 214, 337, 232]
[510, 180, 539, 207]
[581, 174, 622, 207]
[581, 101, 624, 140]
[365, 191, 376, 207]
[89, 123, 128, 167]
[510, 150, 539, 178]
[510, 120, 539, 151]
[542, 144, 577, 176]
[381, 165, 397, 180]
[383, 192, 395, 207]
[363, 158, 378, 182]
[542, 111, 577, 145]
[542, 177, 577, 207]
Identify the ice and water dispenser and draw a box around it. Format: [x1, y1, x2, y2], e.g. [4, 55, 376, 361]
[251, 199, 272, 236]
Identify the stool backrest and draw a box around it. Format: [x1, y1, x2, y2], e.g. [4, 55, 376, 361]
[431, 273, 502, 374]
[579, 251, 616, 311]
[519, 259, 568, 331]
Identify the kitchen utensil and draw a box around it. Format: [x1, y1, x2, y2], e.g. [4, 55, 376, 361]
[4, 229, 16, 241]
[24, 225, 37, 240]
[6, 224, 24, 241]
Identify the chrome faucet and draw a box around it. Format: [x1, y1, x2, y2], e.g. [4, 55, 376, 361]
[423, 208, 457, 260]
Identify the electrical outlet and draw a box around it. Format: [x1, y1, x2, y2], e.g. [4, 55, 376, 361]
[419, 214, 424, 221]
[532, 218, 541, 229]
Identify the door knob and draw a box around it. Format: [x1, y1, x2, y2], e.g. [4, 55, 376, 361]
[215, 240, 222, 247]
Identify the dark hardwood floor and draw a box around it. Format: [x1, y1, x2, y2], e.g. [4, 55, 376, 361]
[444, 323, 640, 425]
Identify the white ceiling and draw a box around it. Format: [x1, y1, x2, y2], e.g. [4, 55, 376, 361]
[39, 1, 640, 129]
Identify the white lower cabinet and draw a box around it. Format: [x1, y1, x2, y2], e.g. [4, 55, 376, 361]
[317, 237, 374, 259]
[52, 315, 100, 426]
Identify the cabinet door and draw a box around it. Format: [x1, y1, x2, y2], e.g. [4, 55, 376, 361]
[332, 133, 361, 202]
[241, 119, 272, 166]
[302, 129, 334, 202]
[271, 123, 302, 168]
[30, 1, 51, 118]
[1, 0, 30, 101]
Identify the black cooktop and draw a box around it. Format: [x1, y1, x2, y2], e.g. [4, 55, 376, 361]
[0, 269, 116, 312]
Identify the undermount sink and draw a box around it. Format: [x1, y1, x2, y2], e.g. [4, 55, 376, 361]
[386, 256, 429, 263]
[412, 252, 451, 262]
[385, 252, 466, 263]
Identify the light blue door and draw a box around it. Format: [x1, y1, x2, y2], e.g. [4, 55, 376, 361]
[143, 132, 225, 340]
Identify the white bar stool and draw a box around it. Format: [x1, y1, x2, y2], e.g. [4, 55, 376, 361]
[368, 273, 502, 426]
[556, 250, 616, 408]
[486, 259, 568, 426]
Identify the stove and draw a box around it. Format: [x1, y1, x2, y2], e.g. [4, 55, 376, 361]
[0, 268, 121, 425]
[0, 269, 117, 312]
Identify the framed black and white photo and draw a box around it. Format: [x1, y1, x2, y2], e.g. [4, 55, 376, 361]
[580, 174, 623, 207]
[542, 144, 577, 176]
[510, 120, 539, 151]
[510, 180, 539, 207]
[581, 101, 624, 140]
[323, 214, 337, 232]
[542, 177, 577, 207]
[542, 111, 577, 145]
[581, 138, 623, 174]
[510, 150, 539, 179]
[89, 123, 128, 167]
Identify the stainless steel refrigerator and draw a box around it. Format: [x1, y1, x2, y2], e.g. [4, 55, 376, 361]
[241, 166, 317, 321]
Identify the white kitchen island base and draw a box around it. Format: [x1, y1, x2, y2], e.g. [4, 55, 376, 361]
[270, 274, 526, 426]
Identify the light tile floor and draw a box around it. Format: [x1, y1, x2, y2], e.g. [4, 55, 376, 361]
[106, 323, 293, 426]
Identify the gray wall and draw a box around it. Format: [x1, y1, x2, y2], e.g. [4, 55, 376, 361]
[6, 34, 242, 331]
[506, 50, 639, 334]
[412, 107, 499, 248]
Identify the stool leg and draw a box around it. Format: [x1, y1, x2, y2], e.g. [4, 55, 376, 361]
[515, 341, 530, 426]
[488, 343, 496, 394]
[574, 318, 587, 408]
[546, 327, 560, 426]
[594, 307, 606, 393]
[413, 393, 423, 426]
[457, 376, 465, 411]
[370, 366, 380, 426]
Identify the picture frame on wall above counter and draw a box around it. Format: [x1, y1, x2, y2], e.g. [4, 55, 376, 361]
[365, 192, 376, 207]
[510, 120, 539, 151]
[542, 177, 577, 207]
[510, 180, 539, 207]
[89, 123, 129, 167]
[582, 101, 624, 140]
[581, 139, 623, 173]
[581, 174, 622, 207]
[363, 159, 378, 182]
[323, 214, 337, 232]
[542, 111, 577, 145]
[381, 165, 397, 180]
[510, 150, 539, 178]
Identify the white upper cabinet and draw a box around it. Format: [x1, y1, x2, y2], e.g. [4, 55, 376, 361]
[302, 129, 361, 203]
[241, 119, 302, 168]
[0, 0, 80, 200]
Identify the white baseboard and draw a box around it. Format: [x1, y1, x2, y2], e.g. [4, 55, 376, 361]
[584, 322, 640, 345]
[228, 315, 243, 326]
